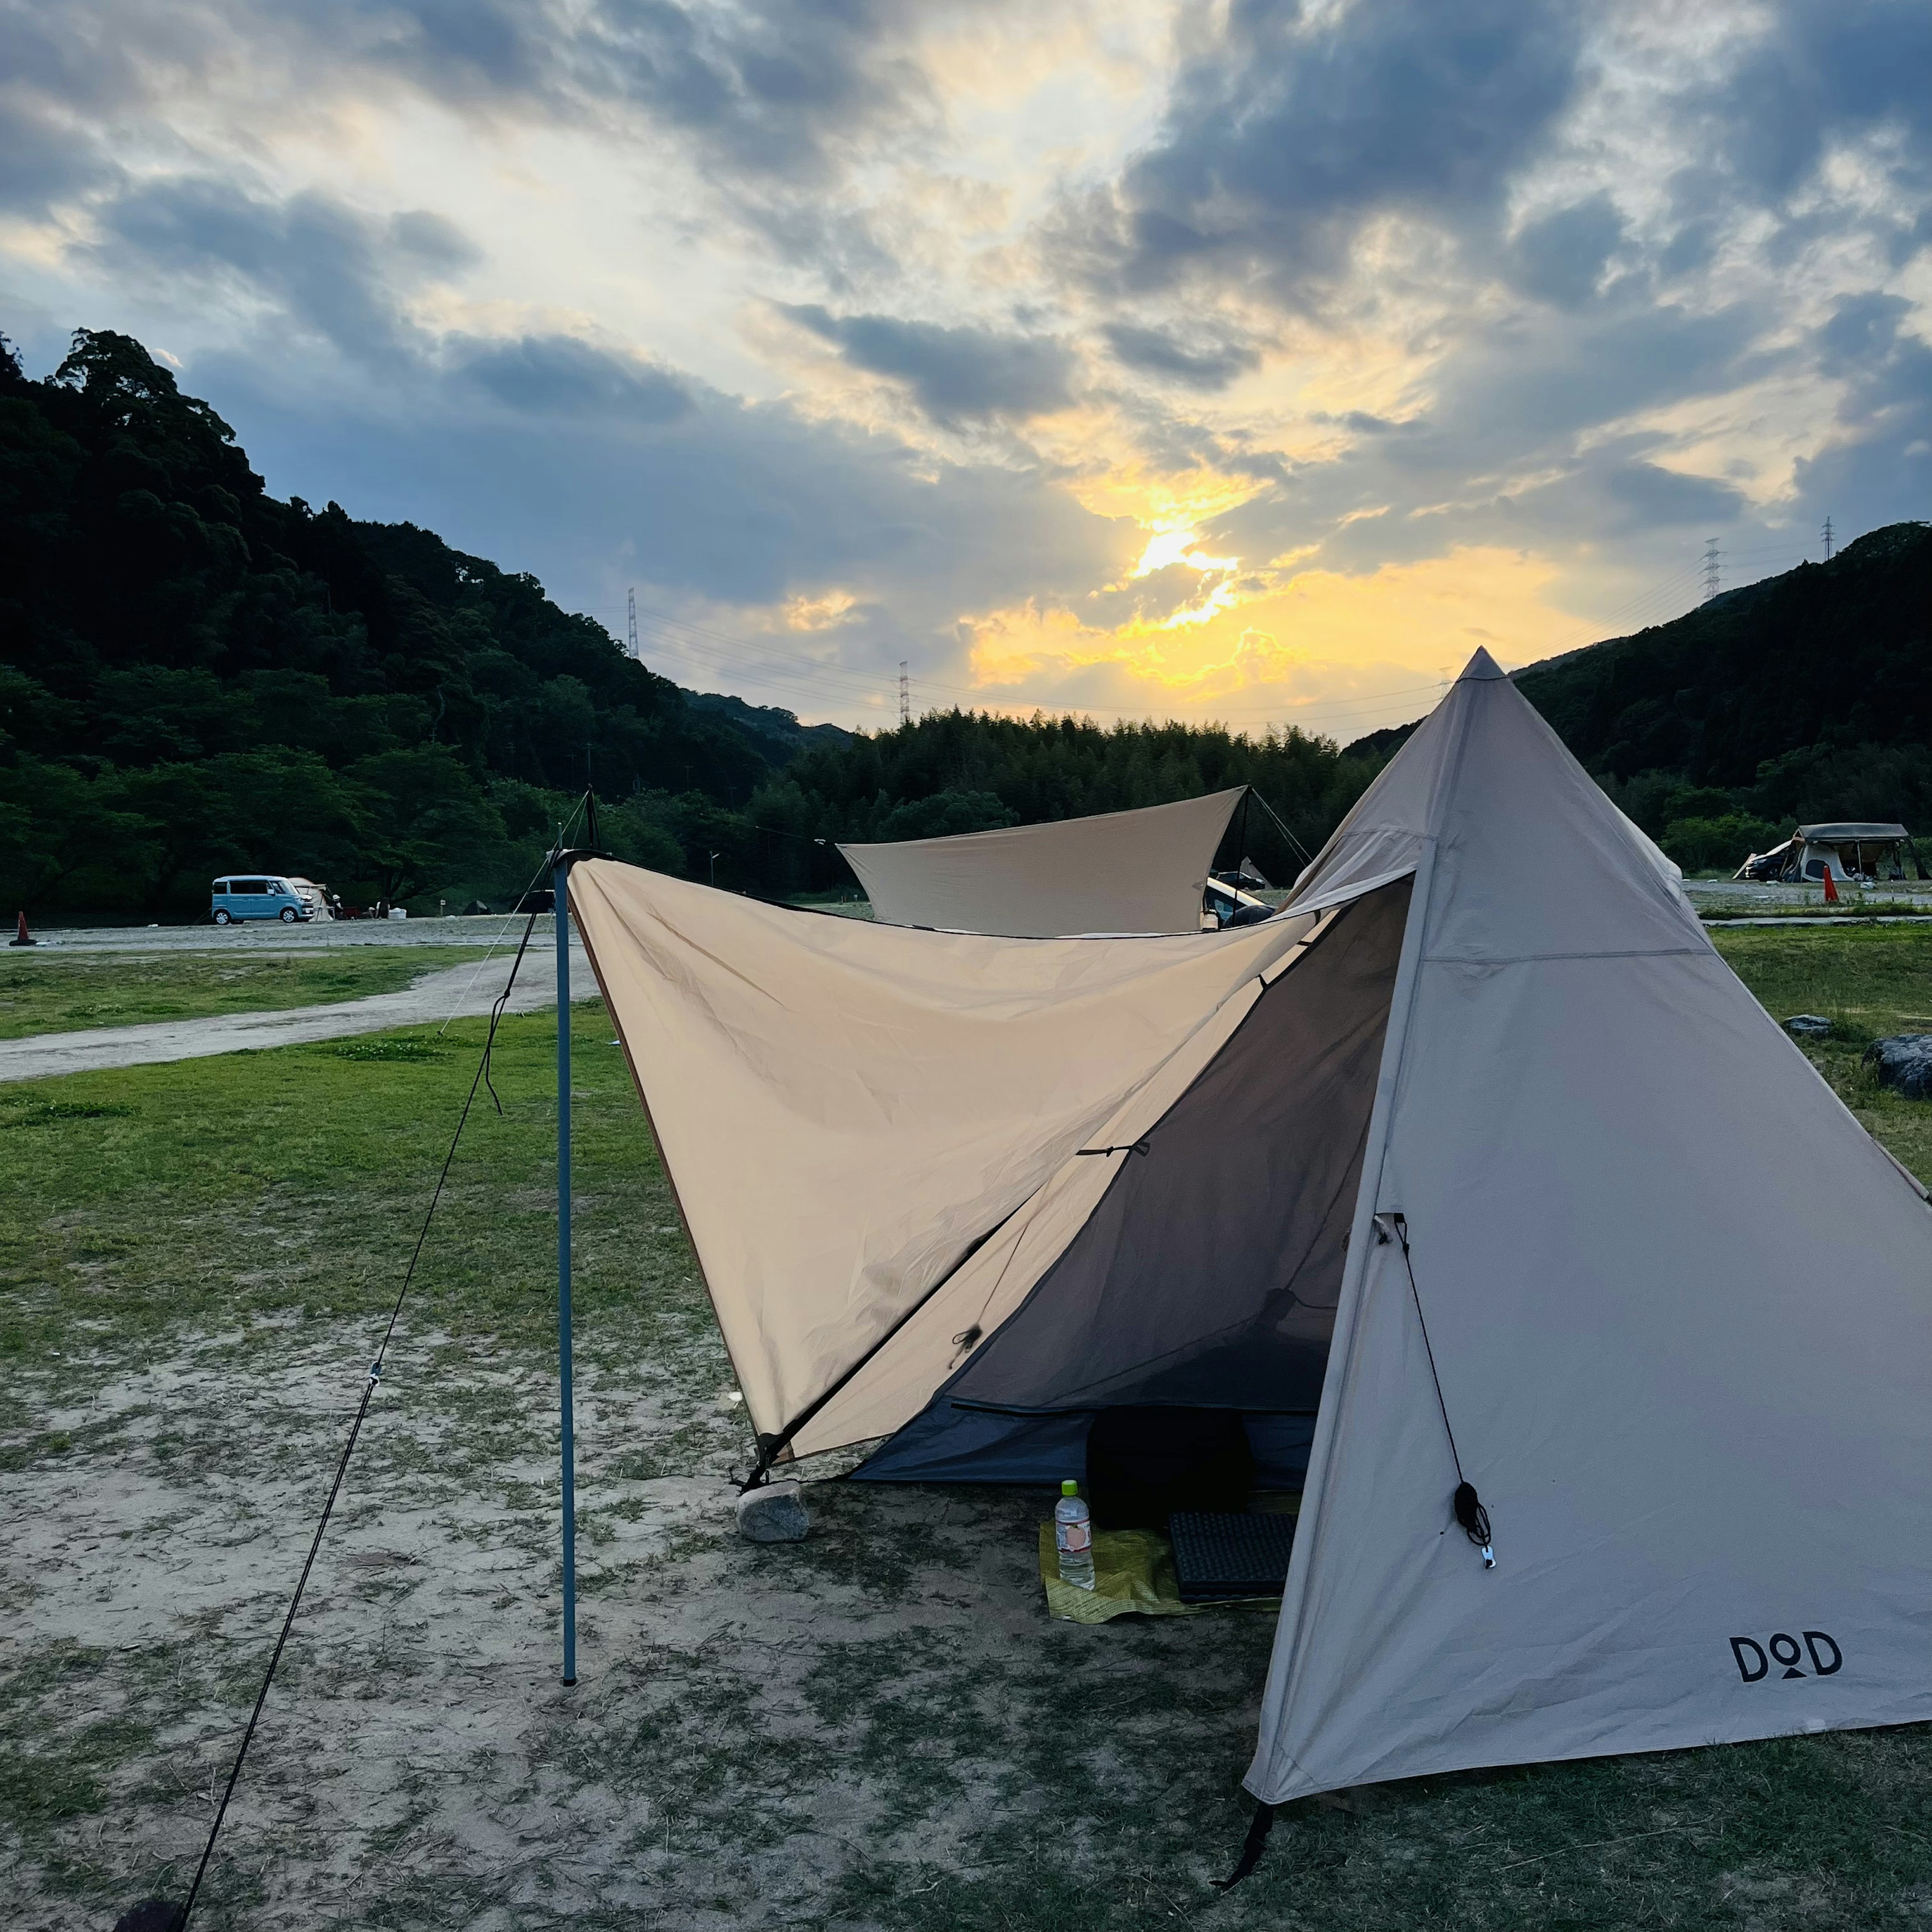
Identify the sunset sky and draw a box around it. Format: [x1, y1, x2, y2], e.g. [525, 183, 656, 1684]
[4, 1, 1928, 737]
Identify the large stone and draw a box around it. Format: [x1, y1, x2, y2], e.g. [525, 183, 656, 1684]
[1864, 1034, 1932, 1099]
[1785, 1014, 1832, 1039]
[735, 1480, 809, 1543]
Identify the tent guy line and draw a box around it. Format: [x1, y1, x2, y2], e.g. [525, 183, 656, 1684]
[130, 898, 551, 1932]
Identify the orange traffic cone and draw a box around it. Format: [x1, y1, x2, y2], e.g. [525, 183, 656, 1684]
[9, 910, 35, 947]
[1822, 866, 1840, 906]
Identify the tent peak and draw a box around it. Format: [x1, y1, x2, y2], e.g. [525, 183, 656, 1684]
[1457, 647, 1507, 682]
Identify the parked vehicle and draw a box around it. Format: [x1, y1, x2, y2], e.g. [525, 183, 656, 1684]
[1734, 822, 1923, 885]
[1203, 869, 1275, 929]
[210, 875, 314, 924]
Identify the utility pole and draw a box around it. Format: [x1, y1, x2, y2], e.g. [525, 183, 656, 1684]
[627, 587, 639, 660]
[899, 661, 910, 727]
[1821, 516, 1834, 561]
[1702, 538, 1723, 602]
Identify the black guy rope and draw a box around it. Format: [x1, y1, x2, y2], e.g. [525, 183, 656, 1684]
[119, 904, 546, 1932]
[1379, 1211, 1493, 1566]
[1249, 787, 1314, 869]
[1212, 1800, 1277, 1891]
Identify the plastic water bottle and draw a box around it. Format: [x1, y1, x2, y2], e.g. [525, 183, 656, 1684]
[1056, 1479, 1095, 1590]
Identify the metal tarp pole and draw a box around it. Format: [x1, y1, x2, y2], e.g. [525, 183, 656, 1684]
[554, 856, 578, 1686]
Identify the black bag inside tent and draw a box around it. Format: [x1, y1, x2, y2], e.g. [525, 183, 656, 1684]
[1085, 1407, 1255, 1528]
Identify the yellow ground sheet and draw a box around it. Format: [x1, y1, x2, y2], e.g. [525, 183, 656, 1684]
[1035, 1522, 1283, 1624]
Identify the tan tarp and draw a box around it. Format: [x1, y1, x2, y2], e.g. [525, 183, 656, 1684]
[569, 863, 1317, 1446]
[838, 787, 1244, 936]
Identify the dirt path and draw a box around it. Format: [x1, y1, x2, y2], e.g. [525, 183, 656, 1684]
[0, 944, 590, 1083]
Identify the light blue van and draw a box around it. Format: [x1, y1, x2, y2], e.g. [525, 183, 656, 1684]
[211, 875, 312, 924]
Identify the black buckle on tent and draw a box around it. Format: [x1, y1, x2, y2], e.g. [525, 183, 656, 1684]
[1075, 1139, 1149, 1158]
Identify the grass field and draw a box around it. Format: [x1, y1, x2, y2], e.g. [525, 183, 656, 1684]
[4, 928, 1932, 1927]
[0, 949, 493, 1041]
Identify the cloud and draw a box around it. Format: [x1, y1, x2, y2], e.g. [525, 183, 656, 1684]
[456, 334, 691, 421]
[1101, 323, 1260, 391]
[87, 176, 474, 370]
[1673, 0, 1932, 208]
[304, 0, 935, 184]
[1507, 193, 1625, 308]
[780, 303, 1075, 420]
[1093, 0, 1588, 297]
[1794, 290, 1932, 532]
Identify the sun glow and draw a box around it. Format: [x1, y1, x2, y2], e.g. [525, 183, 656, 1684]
[958, 546, 1569, 728]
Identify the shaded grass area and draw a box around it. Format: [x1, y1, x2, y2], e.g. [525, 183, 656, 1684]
[1712, 922, 1932, 1177]
[0, 948, 493, 1041]
[4, 936, 1932, 1927]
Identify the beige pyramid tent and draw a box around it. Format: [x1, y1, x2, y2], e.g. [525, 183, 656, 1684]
[570, 648, 1932, 1805]
[837, 786, 1244, 936]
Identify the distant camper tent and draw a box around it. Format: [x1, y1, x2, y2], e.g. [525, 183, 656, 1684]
[837, 788, 1245, 936]
[572, 650, 1932, 1808]
[285, 877, 336, 920]
[1736, 823, 1922, 884]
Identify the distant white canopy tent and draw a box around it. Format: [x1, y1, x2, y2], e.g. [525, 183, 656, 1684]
[570, 649, 1932, 1813]
[837, 787, 1246, 936]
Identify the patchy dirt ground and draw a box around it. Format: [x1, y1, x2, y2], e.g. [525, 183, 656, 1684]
[2, 1313, 1284, 1930]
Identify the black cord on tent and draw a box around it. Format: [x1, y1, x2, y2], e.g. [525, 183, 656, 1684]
[117, 904, 547, 1932]
[1378, 1212, 1493, 1566]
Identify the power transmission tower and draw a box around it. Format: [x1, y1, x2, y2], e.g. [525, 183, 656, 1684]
[898, 661, 910, 727]
[1701, 538, 1722, 602]
[1821, 516, 1834, 561]
[626, 588, 639, 660]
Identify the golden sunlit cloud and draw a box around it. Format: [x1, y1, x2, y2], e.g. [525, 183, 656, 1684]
[783, 589, 860, 631]
[959, 546, 1569, 727]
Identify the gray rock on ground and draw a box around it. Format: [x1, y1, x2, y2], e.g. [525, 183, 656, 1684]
[735, 1480, 809, 1543]
[1785, 1014, 1833, 1038]
[1864, 1034, 1932, 1098]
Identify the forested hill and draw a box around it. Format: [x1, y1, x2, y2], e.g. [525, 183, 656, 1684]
[0, 328, 860, 918]
[0, 327, 1384, 919]
[1349, 524, 1932, 872]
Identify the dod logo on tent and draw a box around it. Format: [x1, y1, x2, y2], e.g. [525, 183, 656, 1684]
[569, 647, 1932, 1844]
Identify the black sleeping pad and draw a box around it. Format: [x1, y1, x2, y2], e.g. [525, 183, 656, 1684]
[1168, 1510, 1297, 1601]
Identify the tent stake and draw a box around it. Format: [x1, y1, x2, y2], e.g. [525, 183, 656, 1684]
[555, 852, 578, 1688]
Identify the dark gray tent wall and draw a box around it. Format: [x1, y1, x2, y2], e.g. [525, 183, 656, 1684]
[854, 879, 1411, 1487]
